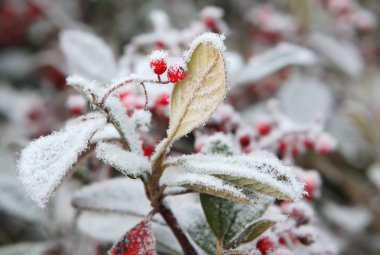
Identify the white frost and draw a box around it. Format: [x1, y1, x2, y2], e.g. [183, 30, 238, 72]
[95, 142, 150, 177]
[18, 114, 107, 207]
[59, 30, 117, 83]
[167, 151, 305, 201]
[105, 97, 142, 154]
[233, 43, 317, 87]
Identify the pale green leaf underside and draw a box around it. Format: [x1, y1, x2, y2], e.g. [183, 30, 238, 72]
[168, 42, 227, 143]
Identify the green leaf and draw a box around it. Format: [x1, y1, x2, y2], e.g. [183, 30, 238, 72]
[200, 194, 236, 238]
[199, 193, 272, 248]
[227, 218, 279, 249]
[289, 0, 312, 30]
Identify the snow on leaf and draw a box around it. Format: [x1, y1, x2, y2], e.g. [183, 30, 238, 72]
[160, 167, 264, 205]
[59, 30, 117, 83]
[105, 97, 142, 154]
[221, 249, 256, 255]
[308, 33, 363, 78]
[227, 217, 284, 249]
[72, 178, 151, 215]
[278, 72, 332, 123]
[96, 142, 150, 178]
[233, 43, 317, 87]
[200, 194, 236, 239]
[167, 151, 305, 201]
[66, 75, 105, 103]
[109, 218, 157, 255]
[77, 212, 181, 254]
[152, 33, 227, 163]
[18, 113, 107, 207]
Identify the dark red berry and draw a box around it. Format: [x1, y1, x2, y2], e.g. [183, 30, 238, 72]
[239, 135, 250, 147]
[150, 58, 167, 75]
[167, 66, 186, 83]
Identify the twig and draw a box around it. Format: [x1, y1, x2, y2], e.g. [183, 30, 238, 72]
[140, 82, 149, 111]
[157, 199, 198, 255]
[99, 78, 170, 106]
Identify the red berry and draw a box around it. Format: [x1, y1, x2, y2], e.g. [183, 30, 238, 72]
[155, 41, 166, 49]
[304, 180, 315, 201]
[256, 236, 276, 254]
[239, 135, 250, 147]
[70, 106, 83, 115]
[142, 144, 154, 157]
[155, 92, 170, 107]
[291, 146, 299, 158]
[257, 122, 271, 136]
[167, 66, 186, 83]
[303, 138, 314, 150]
[150, 58, 167, 75]
[277, 139, 287, 157]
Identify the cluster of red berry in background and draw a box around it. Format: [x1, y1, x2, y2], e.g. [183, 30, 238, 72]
[0, 1, 43, 45]
[255, 170, 324, 255]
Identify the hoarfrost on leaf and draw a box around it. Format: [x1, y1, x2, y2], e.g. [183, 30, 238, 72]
[95, 142, 150, 178]
[152, 33, 227, 162]
[105, 97, 142, 154]
[59, 30, 117, 83]
[72, 177, 152, 215]
[161, 167, 262, 205]
[233, 43, 317, 87]
[18, 113, 107, 207]
[167, 151, 305, 201]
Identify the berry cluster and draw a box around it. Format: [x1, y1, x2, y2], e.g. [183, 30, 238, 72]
[149, 50, 186, 83]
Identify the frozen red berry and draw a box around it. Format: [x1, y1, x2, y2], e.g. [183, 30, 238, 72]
[256, 236, 276, 254]
[150, 58, 167, 75]
[256, 122, 271, 136]
[154, 92, 170, 107]
[277, 139, 287, 157]
[239, 135, 251, 147]
[149, 50, 168, 75]
[167, 66, 186, 83]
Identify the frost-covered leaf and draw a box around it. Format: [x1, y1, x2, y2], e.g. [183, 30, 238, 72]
[221, 249, 255, 255]
[60, 30, 117, 83]
[168, 33, 226, 142]
[18, 113, 107, 207]
[96, 142, 150, 178]
[200, 194, 236, 239]
[228, 217, 282, 249]
[66, 75, 104, 103]
[109, 218, 157, 255]
[72, 178, 151, 215]
[77, 212, 181, 254]
[152, 33, 227, 162]
[0, 242, 60, 255]
[167, 151, 304, 201]
[105, 97, 142, 154]
[308, 33, 363, 78]
[0, 176, 40, 222]
[233, 43, 317, 87]
[161, 168, 264, 205]
[289, 0, 312, 30]
[278, 73, 332, 123]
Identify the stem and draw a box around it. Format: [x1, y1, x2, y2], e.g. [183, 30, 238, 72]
[216, 238, 223, 255]
[157, 199, 198, 255]
[100, 78, 170, 106]
[140, 82, 149, 111]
